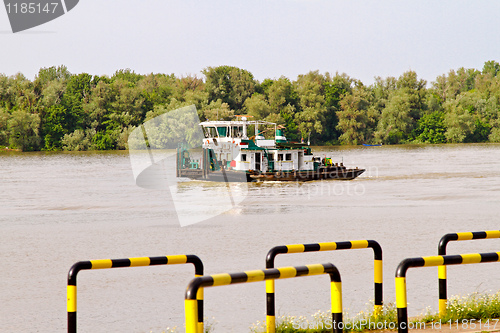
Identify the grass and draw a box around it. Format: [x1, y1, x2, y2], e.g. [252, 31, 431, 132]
[421, 291, 500, 323]
[250, 291, 500, 332]
[157, 291, 500, 332]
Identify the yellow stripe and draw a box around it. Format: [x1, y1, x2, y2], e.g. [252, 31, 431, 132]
[266, 280, 275, 293]
[439, 299, 447, 317]
[438, 265, 447, 279]
[286, 244, 305, 253]
[331, 281, 343, 313]
[197, 322, 204, 333]
[374, 304, 382, 317]
[306, 264, 325, 275]
[185, 299, 198, 333]
[129, 257, 151, 267]
[211, 273, 232, 286]
[319, 242, 337, 251]
[395, 277, 407, 308]
[266, 315, 276, 333]
[456, 232, 473, 240]
[166, 255, 188, 264]
[90, 259, 112, 269]
[67, 285, 77, 312]
[374, 260, 383, 284]
[461, 253, 482, 264]
[350, 240, 369, 249]
[245, 270, 266, 282]
[486, 230, 500, 238]
[423, 256, 444, 266]
[278, 267, 297, 278]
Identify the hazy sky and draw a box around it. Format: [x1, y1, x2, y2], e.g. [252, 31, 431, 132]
[1, 0, 500, 85]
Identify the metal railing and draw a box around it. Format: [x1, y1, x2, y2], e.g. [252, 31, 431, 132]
[67, 254, 204, 333]
[185, 263, 343, 333]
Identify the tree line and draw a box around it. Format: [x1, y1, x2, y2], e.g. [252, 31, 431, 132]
[1, 61, 500, 151]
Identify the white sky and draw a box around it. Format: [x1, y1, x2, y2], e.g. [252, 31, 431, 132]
[1, 0, 500, 85]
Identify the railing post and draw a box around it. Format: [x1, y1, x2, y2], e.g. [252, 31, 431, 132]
[265, 240, 382, 332]
[186, 263, 343, 333]
[437, 230, 500, 316]
[396, 252, 500, 333]
[67, 254, 203, 333]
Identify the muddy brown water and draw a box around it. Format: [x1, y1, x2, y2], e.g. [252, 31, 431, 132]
[1, 144, 500, 332]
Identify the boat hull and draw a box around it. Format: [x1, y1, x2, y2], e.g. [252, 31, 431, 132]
[179, 167, 365, 182]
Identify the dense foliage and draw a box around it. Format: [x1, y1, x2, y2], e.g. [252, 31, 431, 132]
[1, 62, 500, 151]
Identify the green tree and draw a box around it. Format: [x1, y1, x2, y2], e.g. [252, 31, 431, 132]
[266, 77, 299, 140]
[411, 111, 446, 143]
[0, 107, 10, 146]
[322, 73, 353, 143]
[244, 93, 272, 120]
[482, 60, 500, 77]
[41, 105, 70, 150]
[202, 66, 256, 111]
[336, 88, 377, 145]
[8, 109, 40, 151]
[375, 91, 414, 144]
[294, 71, 328, 141]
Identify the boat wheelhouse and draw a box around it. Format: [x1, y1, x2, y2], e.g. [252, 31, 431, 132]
[176, 117, 364, 182]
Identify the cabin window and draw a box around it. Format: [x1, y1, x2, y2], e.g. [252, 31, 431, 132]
[286, 153, 292, 161]
[232, 126, 242, 138]
[268, 153, 274, 160]
[217, 127, 228, 137]
[241, 154, 247, 162]
[277, 154, 283, 161]
[204, 127, 218, 138]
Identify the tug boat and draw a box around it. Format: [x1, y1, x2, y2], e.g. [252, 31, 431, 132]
[176, 117, 365, 182]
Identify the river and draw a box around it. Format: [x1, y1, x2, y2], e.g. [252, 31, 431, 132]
[1, 143, 500, 332]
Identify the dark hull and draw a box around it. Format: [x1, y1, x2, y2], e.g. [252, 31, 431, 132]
[248, 167, 365, 181]
[179, 167, 364, 182]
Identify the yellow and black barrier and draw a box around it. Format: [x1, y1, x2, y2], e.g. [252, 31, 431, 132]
[185, 263, 343, 333]
[265, 240, 382, 332]
[395, 252, 500, 333]
[437, 230, 500, 315]
[67, 254, 204, 333]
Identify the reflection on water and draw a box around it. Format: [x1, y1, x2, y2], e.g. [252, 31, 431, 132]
[1, 144, 500, 332]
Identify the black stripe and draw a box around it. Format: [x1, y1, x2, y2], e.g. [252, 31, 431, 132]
[397, 307, 408, 333]
[332, 312, 343, 333]
[480, 252, 499, 262]
[368, 240, 383, 260]
[68, 312, 77, 333]
[304, 243, 321, 252]
[335, 241, 352, 250]
[111, 258, 131, 268]
[266, 293, 275, 316]
[230, 272, 248, 284]
[266, 246, 287, 268]
[295, 266, 310, 277]
[439, 279, 447, 299]
[149, 256, 168, 265]
[68, 261, 92, 285]
[442, 255, 463, 265]
[185, 277, 212, 300]
[472, 231, 487, 239]
[325, 263, 341, 282]
[186, 255, 204, 275]
[396, 258, 424, 277]
[264, 268, 281, 280]
[375, 283, 383, 305]
[197, 299, 203, 323]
